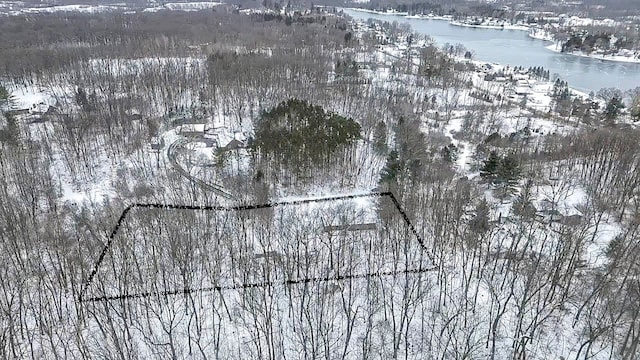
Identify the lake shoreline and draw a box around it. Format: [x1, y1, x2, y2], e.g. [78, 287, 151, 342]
[449, 20, 529, 31]
[345, 8, 530, 31]
[344, 7, 640, 92]
[545, 43, 640, 64]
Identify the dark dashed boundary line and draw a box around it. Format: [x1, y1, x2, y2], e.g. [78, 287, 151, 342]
[79, 191, 434, 302]
[81, 267, 438, 302]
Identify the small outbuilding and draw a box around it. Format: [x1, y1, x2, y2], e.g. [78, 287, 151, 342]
[223, 139, 245, 151]
[178, 124, 206, 138]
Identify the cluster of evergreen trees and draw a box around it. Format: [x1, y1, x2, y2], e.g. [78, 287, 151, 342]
[75, 87, 98, 113]
[527, 66, 550, 81]
[253, 98, 361, 169]
[560, 32, 624, 54]
[552, 79, 571, 101]
[0, 85, 10, 104]
[604, 95, 625, 122]
[335, 57, 359, 78]
[480, 150, 521, 194]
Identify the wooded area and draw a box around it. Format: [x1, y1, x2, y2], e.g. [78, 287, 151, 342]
[0, 6, 639, 359]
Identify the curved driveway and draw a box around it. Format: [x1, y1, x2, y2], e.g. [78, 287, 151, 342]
[167, 138, 234, 199]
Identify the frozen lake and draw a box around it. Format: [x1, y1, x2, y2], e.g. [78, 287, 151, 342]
[344, 8, 640, 93]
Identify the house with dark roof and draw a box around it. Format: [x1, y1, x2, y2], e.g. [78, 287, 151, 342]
[223, 139, 245, 151]
[178, 124, 206, 138]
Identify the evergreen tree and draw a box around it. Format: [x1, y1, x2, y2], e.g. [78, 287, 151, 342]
[495, 153, 521, 196]
[75, 87, 95, 112]
[497, 154, 521, 185]
[630, 95, 640, 121]
[469, 198, 491, 235]
[380, 150, 403, 183]
[75, 87, 89, 109]
[604, 95, 625, 122]
[0, 112, 20, 146]
[441, 143, 458, 163]
[481, 151, 521, 195]
[0, 85, 14, 110]
[480, 150, 500, 182]
[372, 121, 388, 154]
[0, 85, 10, 102]
[254, 98, 361, 169]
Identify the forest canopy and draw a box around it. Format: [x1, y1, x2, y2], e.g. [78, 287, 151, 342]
[253, 98, 361, 167]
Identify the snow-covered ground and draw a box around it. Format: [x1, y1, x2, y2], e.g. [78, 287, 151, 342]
[83, 193, 436, 358]
[404, 13, 452, 20]
[1, 1, 226, 15]
[142, 1, 224, 12]
[3, 12, 636, 359]
[87, 57, 205, 76]
[528, 28, 554, 42]
[561, 15, 620, 28]
[8, 86, 57, 112]
[344, 7, 408, 16]
[546, 43, 640, 64]
[9, 3, 126, 15]
[450, 20, 529, 31]
[347, 8, 529, 31]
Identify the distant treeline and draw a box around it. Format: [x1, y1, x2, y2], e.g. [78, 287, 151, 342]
[0, 8, 350, 77]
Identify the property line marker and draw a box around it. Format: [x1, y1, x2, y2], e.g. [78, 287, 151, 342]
[79, 192, 435, 302]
